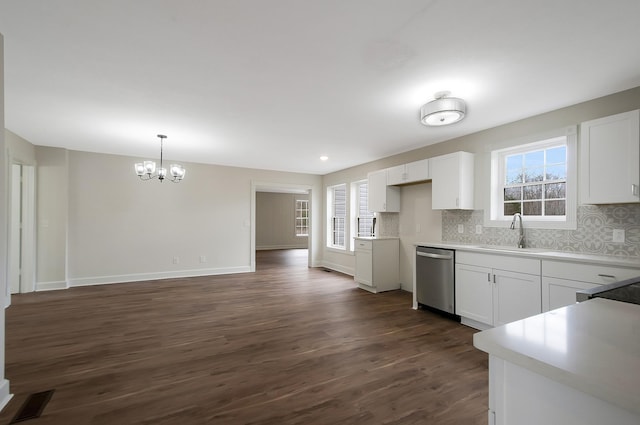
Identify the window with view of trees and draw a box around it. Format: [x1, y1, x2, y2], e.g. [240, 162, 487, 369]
[295, 199, 309, 236]
[503, 145, 567, 217]
[489, 129, 577, 229]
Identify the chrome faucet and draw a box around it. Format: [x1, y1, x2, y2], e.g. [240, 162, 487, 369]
[510, 212, 525, 248]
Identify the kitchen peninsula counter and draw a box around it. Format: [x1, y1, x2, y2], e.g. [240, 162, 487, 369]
[473, 298, 640, 424]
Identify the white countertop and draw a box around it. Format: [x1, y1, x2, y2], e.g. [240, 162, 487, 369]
[415, 241, 640, 268]
[354, 236, 400, 240]
[473, 298, 640, 415]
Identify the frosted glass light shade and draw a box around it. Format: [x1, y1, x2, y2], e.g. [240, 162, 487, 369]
[420, 97, 466, 126]
[143, 160, 156, 174]
[134, 163, 145, 176]
[170, 164, 185, 180]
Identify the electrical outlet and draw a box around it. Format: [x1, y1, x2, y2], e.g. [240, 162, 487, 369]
[612, 229, 625, 243]
[457, 224, 464, 234]
[199, 255, 207, 263]
[416, 224, 421, 233]
[476, 224, 483, 234]
[173, 256, 180, 264]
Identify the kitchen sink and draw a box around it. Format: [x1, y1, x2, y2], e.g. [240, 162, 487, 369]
[472, 245, 551, 254]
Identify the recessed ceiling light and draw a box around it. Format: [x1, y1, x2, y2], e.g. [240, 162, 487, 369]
[320, 155, 329, 161]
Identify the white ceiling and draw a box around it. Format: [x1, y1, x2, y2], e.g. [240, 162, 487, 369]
[1, 1, 640, 175]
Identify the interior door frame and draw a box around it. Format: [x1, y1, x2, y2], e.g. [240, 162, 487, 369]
[7, 160, 36, 305]
[250, 181, 313, 272]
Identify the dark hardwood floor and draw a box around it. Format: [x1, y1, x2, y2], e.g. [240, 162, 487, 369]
[0, 249, 488, 424]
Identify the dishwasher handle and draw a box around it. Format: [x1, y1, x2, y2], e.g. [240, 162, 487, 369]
[417, 251, 453, 260]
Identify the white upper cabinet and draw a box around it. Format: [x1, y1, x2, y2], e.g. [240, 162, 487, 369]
[386, 159, 430, 185]
[431, 151, 474, 209]
[580, 109, 640, 204]
[367, 169, 400, 212]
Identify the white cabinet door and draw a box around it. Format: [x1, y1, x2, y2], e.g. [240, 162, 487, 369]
[386, 165, 406, 185]
[367, 170, 400, 212]
[493, 270, 541, 327]
[405, 159, 430, 182]
[580, 109, 640, 204]
[354, 250, 373, 286]
[355, 238, 399, 293]
[456, 252, 542, 328]
[542, 277, 600, 312]
[386, 159, 430, 185]
[431, 151, 474, 209]
[455, 263, 493, 325]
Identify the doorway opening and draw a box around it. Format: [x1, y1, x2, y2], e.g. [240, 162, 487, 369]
[250, 182, 314, 272]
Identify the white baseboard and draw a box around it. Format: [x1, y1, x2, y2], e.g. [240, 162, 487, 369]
[256, 245, 307, 251]
[0, 379, 12, 413]
[320, 261, 354, 276]
[68, 266, 252, 287]
[460, 317, 492, 331]
[399, 283, 412, 293]
[36, 280, 69, 291]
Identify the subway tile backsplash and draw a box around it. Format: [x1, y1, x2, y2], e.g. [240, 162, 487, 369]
[442, 205, 640, 259]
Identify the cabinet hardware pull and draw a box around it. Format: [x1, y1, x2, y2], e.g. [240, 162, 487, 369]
[633, 184, 639, 197]
[493, 274, 496, 284]
[487, 272, 491, 282]
[597, 274, 616, 279]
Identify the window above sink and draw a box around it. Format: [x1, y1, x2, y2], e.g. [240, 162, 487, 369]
[487, 126, 577, 230]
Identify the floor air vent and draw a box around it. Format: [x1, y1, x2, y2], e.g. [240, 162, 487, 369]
[10, 390, 55, 423]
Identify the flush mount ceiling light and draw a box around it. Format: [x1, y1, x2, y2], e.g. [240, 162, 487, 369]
[134, 134, 186, 183]
[420, 91, 466, 126]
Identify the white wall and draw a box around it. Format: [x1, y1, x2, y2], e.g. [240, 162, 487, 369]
[398, 183, 441, 290]
[33, 149, 322, 287]
[5, 130, 35, 164]
[256, 192, 308, 250]
[35, 147, 68, 289]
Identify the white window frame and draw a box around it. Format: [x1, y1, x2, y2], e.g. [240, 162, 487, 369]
[294, 199, 309, 237]
[487, 126, 577, 230]
[349, 180, 375, 251]
[326, 184, 347, 250]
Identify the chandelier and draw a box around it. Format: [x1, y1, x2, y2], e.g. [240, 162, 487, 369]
[134, 134, 186, 183]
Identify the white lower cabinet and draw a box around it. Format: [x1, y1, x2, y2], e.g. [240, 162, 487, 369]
[456, 252, 541, 329]
[488, 356, 640, 425]
[354, 238, 399, 293]
[455, 264, 493, 324]
[542, 259, 640, 312]
[541, 277, 599, 311]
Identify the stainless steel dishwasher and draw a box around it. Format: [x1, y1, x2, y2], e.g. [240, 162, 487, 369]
[416, 246, 456, 315]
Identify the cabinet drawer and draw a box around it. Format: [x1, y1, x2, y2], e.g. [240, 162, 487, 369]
[542, 260, 640, 284]
[456, 251, 540, 275]
[354, 239, 372, 251]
